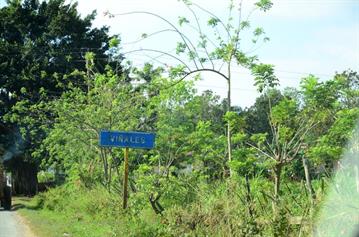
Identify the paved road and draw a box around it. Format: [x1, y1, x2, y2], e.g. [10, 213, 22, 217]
[0, 207, 34, 237]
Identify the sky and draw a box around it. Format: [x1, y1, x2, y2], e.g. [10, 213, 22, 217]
[1, 0, 358, 108]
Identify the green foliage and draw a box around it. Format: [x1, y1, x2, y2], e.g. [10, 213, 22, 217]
[254, 27, 265, 37]
[0, 0, 118, 194]
[178, 16, 190, 26]
[27, 177, 320, 237]
[37, 171, 55, 183]
[242, 89, 284, 135]
[85, 52, 96, 70]
[252, 63, 279, 92]
[207, 17, 220, 27]
[175, 42, 187, 54]
[223, 111, 241, 130]
[109, 37, 120, 48]
[240, 20, 250, 30]
[250, 133, 267, 146]
[169, 65, 186, 78]
[235, 51, 257, 67]
[271, 98, 298, 126]
[255, 0, 274, 12]
[1, 0, 358, 235]
[14, 67, 359, 236]
[229, 147, 257, 176]
[308, 108, 359, 164]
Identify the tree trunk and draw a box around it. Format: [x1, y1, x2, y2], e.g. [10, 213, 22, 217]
[149, 193, 164, 215]
[10, 156, 38, 196]
[245, 175, 254, 218]
[271, 163, 283, 215]
[227, 69, 232, 176]
[274, 163, 282, 201]
[302, 157, 316, 203]
[227, 123, 232, 175]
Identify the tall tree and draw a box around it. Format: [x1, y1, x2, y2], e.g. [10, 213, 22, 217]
[242, 89, 284, 135]
[108, 0, 277, 175]
[0, 0, 117, 194]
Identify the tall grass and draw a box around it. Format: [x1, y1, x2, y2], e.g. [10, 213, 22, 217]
[29, 175, 323, 237]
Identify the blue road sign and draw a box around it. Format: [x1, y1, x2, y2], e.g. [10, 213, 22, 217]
[99, 131, 155, 149]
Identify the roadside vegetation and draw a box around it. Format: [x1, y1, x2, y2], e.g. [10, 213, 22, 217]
[1, 0, 358, 236]
[15, 178, 325, 236]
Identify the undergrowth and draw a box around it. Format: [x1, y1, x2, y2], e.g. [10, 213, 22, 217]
[25, 175, 323, 237]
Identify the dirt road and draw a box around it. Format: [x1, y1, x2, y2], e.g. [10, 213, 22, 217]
[0, 207, 35, 237]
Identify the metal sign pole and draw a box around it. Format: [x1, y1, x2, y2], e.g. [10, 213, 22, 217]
[123, 147, 129, 209]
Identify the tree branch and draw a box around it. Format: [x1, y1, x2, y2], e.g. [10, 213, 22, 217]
[191, 2, 231, 41]
[247, 142, 276, 161]
[123, 48, 191, 71]
[113, 11, 200, 69]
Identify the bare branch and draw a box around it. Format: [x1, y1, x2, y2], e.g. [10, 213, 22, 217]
[264, 139, 277, 158]
[184, 4, 216, 69]
[246, 142, 276, 161]
[113, 11, 200, 69]
[191, 2, 232, 41]
[123, 48, 191, 71]
[287, 121, 316, 148]
[122, 29, 176, 45]
[162, 68, 230, 91]
[233, 0, 244, 52]
[141, 51, 174, 68]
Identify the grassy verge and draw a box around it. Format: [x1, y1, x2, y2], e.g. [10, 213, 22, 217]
[12, 177, 319, 237]
[13, 197, 114, 237]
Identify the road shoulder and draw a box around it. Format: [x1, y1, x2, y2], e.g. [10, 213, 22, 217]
[15, 210, 37, 237]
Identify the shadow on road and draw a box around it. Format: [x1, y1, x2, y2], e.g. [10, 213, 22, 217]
[0, 203, 25, 212]
[1, 196, 42, 212]
[10, 203, 26, 211]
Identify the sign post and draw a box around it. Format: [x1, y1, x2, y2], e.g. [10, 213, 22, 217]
[123, 147, 129, 209]
[99, 131, 155, 209]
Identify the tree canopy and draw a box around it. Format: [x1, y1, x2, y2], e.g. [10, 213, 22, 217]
[0, 0, 120, 194]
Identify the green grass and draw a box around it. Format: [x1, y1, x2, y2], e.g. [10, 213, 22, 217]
[14, 197, 115, 237]
[12, 177, 320, 237]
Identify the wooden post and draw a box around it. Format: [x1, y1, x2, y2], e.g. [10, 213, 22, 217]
[302, 157, 316, 203]
[123, 147, 129, 209]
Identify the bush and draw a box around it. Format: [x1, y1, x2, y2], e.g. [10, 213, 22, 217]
[31, 175, 320, 236]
